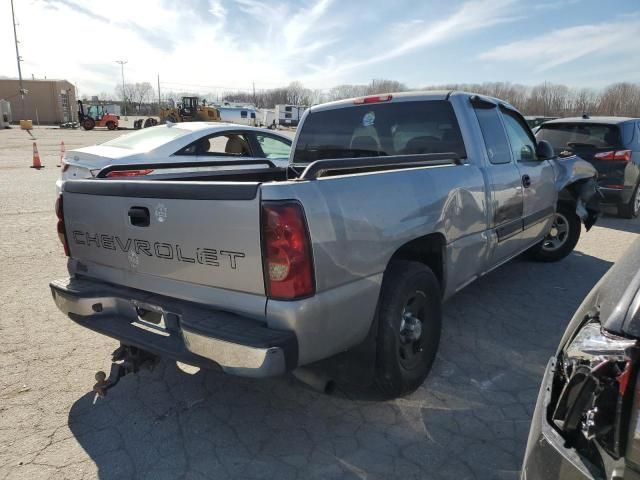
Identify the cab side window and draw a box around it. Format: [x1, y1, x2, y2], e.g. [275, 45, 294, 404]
[501, 108, 537, 162]
[473, 107, 511, 165]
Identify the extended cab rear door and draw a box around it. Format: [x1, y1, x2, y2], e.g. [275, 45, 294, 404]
[471, 99, 525, 263]
[500, 107, 556, 242]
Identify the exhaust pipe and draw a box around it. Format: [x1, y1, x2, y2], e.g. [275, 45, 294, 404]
[292, 367, 336, 395]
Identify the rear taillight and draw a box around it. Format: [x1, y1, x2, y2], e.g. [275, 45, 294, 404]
[262, 202, 314, 300]
[594, 150, 632, 161]
[353, 94, 393, 105]
[105, 169, 154, 178]
[55, 195, 69, 256]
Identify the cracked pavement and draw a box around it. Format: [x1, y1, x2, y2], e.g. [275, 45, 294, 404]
[1, 127, 639, 479]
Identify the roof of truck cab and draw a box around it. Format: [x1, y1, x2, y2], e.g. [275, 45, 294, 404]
[543, 116, 638, 125]
[309, 90, 452, 113]
[308, 90, 513, 113]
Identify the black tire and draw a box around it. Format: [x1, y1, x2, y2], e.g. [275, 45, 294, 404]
[617, 182, 640, 219]
[375, 260, 442, 398]
[106, 121, 116, 131]
[82, 118, 95, 130]
[528, 203, 581, 262]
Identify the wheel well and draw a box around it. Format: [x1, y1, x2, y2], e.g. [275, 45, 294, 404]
[388, 233, 446, 291]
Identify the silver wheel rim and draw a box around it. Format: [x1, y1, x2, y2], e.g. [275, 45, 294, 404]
[633, 187, 640, 215]
[398, 291, 426, 371]
[542, 213, 569, 252]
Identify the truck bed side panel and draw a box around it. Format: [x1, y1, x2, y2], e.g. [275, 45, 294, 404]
[263, 163, 489, 295]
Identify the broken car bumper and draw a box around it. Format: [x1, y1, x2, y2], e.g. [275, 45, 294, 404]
[521, 357, 595, 480]
[50, 277, 298, 377]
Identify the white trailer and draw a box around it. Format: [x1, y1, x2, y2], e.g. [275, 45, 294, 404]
[275, 104, 305, 127]
[261, 109, 276, 128]
[216, 106, 258, 126]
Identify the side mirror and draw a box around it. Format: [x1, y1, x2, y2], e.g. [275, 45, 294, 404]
[536, 140, 555, 160]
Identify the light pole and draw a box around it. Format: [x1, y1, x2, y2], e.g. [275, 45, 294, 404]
[116, 60, 128, 119]
[10, 0, 26, 119]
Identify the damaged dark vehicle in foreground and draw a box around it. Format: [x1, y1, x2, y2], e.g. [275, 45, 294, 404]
[522, 238, 640, 479]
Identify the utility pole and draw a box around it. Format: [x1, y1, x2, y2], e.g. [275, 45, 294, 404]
[10, 0, 26, 119]
[157, 73, 161, 111]
[116, 60, 128, 118]
[252, 81, 256, 107]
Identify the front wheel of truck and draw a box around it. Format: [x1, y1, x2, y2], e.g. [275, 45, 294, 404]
[375, 261, 442, 398]
[527, 203, 581, 262]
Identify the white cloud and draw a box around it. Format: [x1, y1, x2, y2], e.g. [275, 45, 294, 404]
[1, 0, 637, 97]
[479, 19, 640, 72]
[302, 0, 521, 81]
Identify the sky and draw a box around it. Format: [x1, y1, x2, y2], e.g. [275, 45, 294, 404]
[1, 0, 639, 97]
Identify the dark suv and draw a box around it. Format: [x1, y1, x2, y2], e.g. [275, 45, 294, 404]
[536, 116, 640, 218]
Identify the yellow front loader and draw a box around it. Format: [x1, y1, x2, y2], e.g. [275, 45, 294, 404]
[159, 96, 220, 123]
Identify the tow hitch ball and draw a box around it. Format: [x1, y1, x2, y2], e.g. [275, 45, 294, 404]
[92, 345, 159, 401]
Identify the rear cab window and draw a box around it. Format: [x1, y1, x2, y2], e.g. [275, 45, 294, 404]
[536, 123, 622, 156]
[293, 100, 466, 164]
[102, 126, 190, 151]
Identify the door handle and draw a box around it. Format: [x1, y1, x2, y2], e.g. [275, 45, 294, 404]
[522, 174, 531, 188]
[128, 206, 150, 227]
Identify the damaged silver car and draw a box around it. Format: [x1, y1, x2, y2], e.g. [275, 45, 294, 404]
[522, 238, 640, 479]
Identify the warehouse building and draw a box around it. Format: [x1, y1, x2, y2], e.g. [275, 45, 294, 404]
[0, 78, 77, 124]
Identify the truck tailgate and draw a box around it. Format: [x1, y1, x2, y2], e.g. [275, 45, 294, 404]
[62, 179, 265, 297]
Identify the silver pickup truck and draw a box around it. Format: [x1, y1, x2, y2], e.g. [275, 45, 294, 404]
[51, 91, 599, 398]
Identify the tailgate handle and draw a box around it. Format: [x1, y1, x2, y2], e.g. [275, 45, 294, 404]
[128, 207, 150, 227]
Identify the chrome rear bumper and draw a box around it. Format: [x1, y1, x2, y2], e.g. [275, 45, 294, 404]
[50, 277, 297, 377]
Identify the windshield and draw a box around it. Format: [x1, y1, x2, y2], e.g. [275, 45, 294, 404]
[536, 123, 621, 155]
[102, 126, 190, 151]
[293, 100, 466, 164]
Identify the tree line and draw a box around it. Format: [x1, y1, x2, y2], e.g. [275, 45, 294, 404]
[93, 79, 640, 117]
[221, 79, 640, 117]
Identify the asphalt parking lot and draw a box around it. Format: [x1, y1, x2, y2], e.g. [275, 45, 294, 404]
[1, 126, 638, 480]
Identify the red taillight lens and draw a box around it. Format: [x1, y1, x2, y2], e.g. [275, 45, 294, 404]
[614, 150, 632, 161]
[55, 195, 69, 256]
[262, 202, 314, 300]
[105, 169, 154, 178]
[594, 150, 631, 161]
[353, 94, 393, 105]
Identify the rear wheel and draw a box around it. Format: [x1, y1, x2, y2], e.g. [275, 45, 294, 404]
[618, 182, 640, 219]
[82, 118, 95, 130]
[106, 121, 116, 131]
[528, 204, 581, 262]
[375, 261, 442, 398]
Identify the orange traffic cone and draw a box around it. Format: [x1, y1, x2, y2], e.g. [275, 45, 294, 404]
[57, 141, 65, 167]
[30, 142, 44, 169]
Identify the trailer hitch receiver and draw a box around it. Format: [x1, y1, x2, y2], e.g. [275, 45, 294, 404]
[92, 345, 159, 400]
